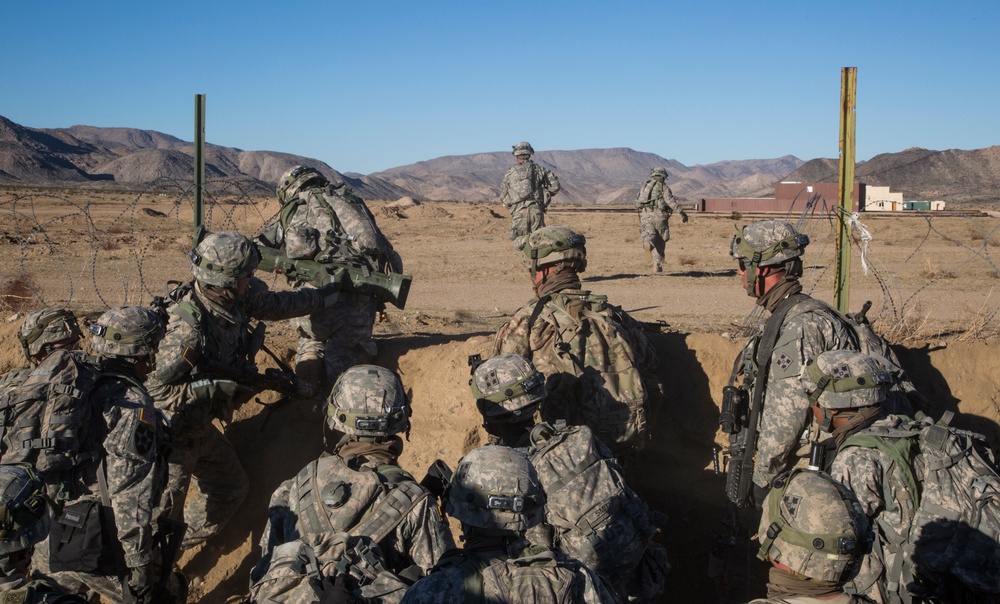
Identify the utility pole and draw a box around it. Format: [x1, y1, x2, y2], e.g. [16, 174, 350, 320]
[194, 94, 206, 244]
[834, 68, 857, 313]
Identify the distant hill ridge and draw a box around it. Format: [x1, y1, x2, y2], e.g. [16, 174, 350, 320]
[2, 115, 998, 206]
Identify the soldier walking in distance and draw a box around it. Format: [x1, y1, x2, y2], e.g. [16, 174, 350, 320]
[500, 142, 560, 250]
[400, 445, 621, 604]
[147, 230, 340, 552]
[634, 167, 688, 273]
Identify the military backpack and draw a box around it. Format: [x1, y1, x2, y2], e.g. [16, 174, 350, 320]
[248, 539, 338, 604]
[841, 415, 1000, 600]
[432, 546, 590, 604]
[526, 292, 652, 456]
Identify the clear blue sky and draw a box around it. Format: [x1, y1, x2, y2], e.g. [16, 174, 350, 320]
[3, 1, 998, 174]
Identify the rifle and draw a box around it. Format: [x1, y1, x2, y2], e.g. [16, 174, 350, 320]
[256, 243, 412, 309]
[419, 459, 453, 501]
[720, 385, 755, 508]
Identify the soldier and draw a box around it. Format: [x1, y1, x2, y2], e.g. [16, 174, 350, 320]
[500, 142, 560, 250]
[1, 309, 83, 396]
[0, 463, 87, 602]
[26, 307, 169, 603]
[258, 365, 454, 600]
[147, 230, 340, 551]
[727, 220, 859, 505]
[751, 469, 871, 603]
[400, 445, 621, 604]
[492, 225, 659, 458]
[634, 167, 688, 273]
[470, 354, 668, 601]
[262, 165, 404, 393]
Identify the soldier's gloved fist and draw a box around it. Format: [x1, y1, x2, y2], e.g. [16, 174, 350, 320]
[317, 279, 342, 309]
[329, 573, 358, 604]
[681, 211, 690, 223]
[753, 483, 770, 511]
[128, 564, 154, 604]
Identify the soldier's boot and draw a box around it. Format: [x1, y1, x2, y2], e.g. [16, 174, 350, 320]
[654, 261, 662, 273]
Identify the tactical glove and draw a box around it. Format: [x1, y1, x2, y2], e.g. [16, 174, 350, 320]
[681, 211, 690, 223]
[328, 572, 359, 604]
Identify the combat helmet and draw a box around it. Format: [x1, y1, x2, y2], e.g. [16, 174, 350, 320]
[17, 308, 82, 363]
[276, 165, 329, 204]
[804, 350, 893, 430]
[512, 142, 534, 158]
[650, 167, 668, 179]
[89, 306, 164, 360]
[327, 365, 410, 439]
[0, 464, 52, 557]
[190, 231, 261, 289]
[757, 469, 869, 583]
[523, 225, 587, 273]
[470, 354, 547, 424]
[731, 220, 810, 295]
[445, 445, 544, 534]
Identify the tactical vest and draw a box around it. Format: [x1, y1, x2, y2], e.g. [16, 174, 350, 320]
[432, 546, 585, 604]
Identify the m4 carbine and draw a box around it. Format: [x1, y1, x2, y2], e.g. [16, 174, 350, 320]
[720, 385, 756, 508]
[256, 244, 412, 309]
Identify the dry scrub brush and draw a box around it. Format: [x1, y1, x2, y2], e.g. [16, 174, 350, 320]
[0, 272, 39, 313]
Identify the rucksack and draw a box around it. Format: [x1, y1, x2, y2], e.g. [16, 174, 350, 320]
[526, 292, 651, 456]
[505, 162, 539, 205]
[432, 546, 588, 604]
[840, 415, 1000, 599]
[0, 350, 129, 473]
[528, 423, 661, 587]
[287, 454, 431, 579]
[248, 539, 338, 604]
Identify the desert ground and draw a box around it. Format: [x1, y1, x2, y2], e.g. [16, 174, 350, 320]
[2, 189, 999, 602]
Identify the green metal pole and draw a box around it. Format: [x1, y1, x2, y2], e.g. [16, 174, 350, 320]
[834, 68, 857, 314]
[194, 94, 206, 244]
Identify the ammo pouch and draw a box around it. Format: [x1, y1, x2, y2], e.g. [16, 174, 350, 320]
[49, 500, 109, 573]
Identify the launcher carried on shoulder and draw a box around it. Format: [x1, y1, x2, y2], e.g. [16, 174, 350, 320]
[256, 244, 412, 309]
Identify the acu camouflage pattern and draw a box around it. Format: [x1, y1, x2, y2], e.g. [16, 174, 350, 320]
[634, 176, 684, 268]
[18, 308, 81, 361]
[0, 574, 88, 603]
[528, 423, 667, 601]
[757, 470, 869, 584]
[30, 355, 163, 600]
[0, 464, 50, 556]
[261, 452, 453, 578]
[326, 365, 410, 438]
[273, 179, 401, 387]
[492, 291, 659, 457]
[146, 278, 324, 548]
[500, 158, 560, 250]
[446, 446, 543, 534]
[736, 296, 858, 488]
[399, 546, 622, 604]
[88, 306, 163, 359]
[731, 220, 807, 268]
[832, 415, 1000, 602]
[190, 231, 260, 289]
[802, 350, 893, 410]
[248, 539, 335, 604]
[471, 354, 547, 421]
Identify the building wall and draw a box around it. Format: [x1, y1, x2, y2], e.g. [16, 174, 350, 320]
[699, 182, 863, 213]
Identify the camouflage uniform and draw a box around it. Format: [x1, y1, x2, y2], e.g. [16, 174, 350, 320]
[258, 366, 454, 600]
[28, 308, 167, 603]
[1, 309, 83, 399]
[147, 231, 332, 550]
[500, 142, 560, 250]
[728, 220, 859, 491]
[634, 168, 687, 272]
[753, 470, 871, 604]
[263, 166, 403, 391]
[492, 227, 659, 457]
[0, 464, 87, 603]
[400, 445, 620, 604]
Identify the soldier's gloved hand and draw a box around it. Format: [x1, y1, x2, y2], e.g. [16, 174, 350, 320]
[329, 572, 358, 604]
[128, 564, 154, 604]
[190, 378, 248, 403]
[681, 211, 690, 223]
[317, 278, 342, 309]
[753, 483, 770, 511]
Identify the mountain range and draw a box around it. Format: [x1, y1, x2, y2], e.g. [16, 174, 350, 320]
[2, 115, 998, 207]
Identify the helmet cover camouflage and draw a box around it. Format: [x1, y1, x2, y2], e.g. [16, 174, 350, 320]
[471, 354, 547, 423]
[757, 469, 869, 583]
[446, 445, 544, 533]
[18, 308, 82, 361]
[523, 226, 587, 273]
[327, 365, 410, 438]
[804, 350, 893, 410]
[276, 165, 329, 204]
[190, 231, 261, 288]
[512, 142, 534, 158]
[730, 220, 809, 268]
[0, 464, 51, 556]
[650, 167, 668, 179]
[89, 306, 164, 359]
